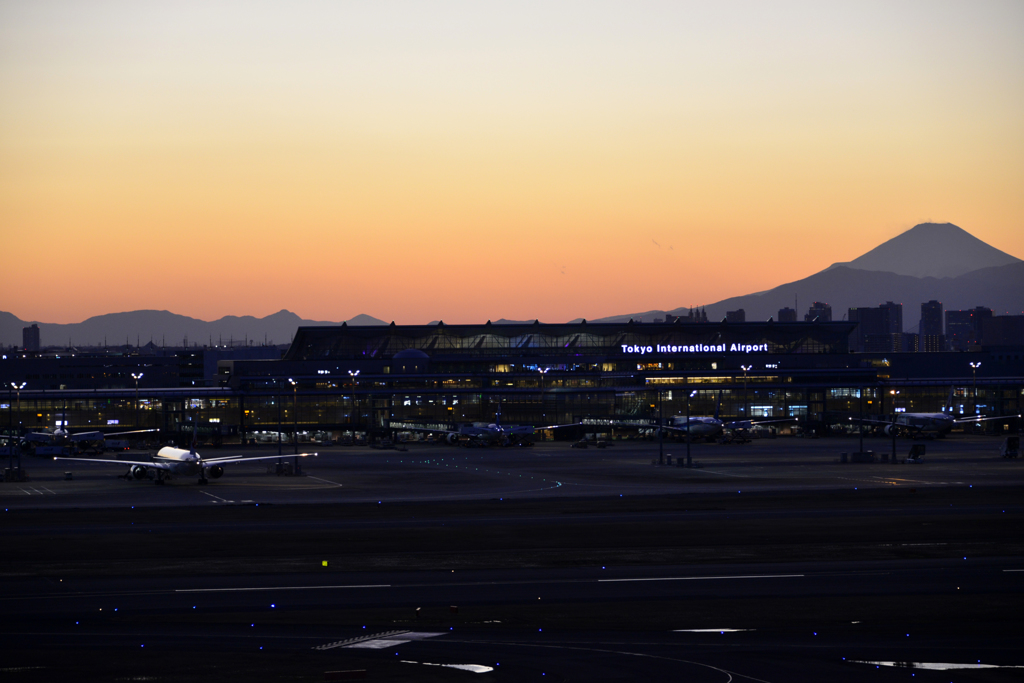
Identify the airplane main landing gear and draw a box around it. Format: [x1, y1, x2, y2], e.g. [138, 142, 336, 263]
[198, 477, 208, 485]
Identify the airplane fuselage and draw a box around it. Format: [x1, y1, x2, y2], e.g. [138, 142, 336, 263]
[894, 413, 956, 434]
[460, 423, 535, 444]
[668, 416, 723, 437]
[152, 447, 204, 476]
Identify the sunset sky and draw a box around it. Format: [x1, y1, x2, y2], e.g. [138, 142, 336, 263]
[2, 1, 1022, 325]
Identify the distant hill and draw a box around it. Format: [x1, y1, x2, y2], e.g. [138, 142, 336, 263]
[584, 223, 1024, 332]
[0, 310, 387, 348]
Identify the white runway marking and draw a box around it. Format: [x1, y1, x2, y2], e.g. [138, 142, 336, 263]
[199, 491, 232, 503]
[345, 631, 445, 649]
[20, 487, 56, 495]
[674, 628, 754, 632]
[401, 660, 493, 673]
[600, 573, 803, 583]
[313, 630, 444, 650]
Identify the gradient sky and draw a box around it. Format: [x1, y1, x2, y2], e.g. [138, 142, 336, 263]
[2, 1, 1022, 324]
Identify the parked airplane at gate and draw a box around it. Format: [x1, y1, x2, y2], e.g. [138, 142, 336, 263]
[26, 426, 158, 451]
[24, 405, 156, 453]
[660, 393, 794, 439]
[402, 411, 578, 446]
[852, 387, 1020, 437]
[56, 438, 317, 485]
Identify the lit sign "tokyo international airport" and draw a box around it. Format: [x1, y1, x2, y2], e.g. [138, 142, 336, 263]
[621, 343, 769, 355]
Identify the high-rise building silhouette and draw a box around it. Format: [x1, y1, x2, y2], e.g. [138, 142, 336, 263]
[777, 307, 797, 322]
[22, 323, 40, 352]
[981, 315, 1024, 347]
[919, 300, 944, 352]
[805, 302, 832, 322]
[946, 307, 992, 350]
[849, 303, 902, 352]
[880, 301, 903, 334]
[920, 301, 943, 336]
[726, 309, 745, 323]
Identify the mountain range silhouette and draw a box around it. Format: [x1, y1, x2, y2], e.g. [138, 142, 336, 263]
[2, 223, 1022, 346]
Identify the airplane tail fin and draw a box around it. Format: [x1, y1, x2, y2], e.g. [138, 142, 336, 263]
[944, 385, 955, 413]
[714, 391, 721, 420]
[189, 416, 197, 456]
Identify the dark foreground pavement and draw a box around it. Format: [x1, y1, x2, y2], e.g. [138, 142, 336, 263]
[1, 438, 1023, 681]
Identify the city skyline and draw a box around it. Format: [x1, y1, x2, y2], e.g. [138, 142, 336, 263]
[2, 2, 1022, 324]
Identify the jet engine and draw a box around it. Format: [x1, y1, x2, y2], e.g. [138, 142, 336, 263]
[130, 465, 148, 480]
[884, 425, 899, 437]
[208, 465, 224, 479]
[446, 433, 460, 445]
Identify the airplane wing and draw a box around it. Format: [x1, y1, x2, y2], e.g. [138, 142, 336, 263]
[69, 431, 105, 442]
[394, 426, 456, 435]
[847, 417, 896, 426]
[107, 429, 160, 437]
[54, 456, 173, 470]
[660, 424, 699, 432]
[202, 452, 317, 463]
[535, 422, 581, 430]
[727, 418, 797, 429]
[24, 432, 55, 443]
[954, 414, 1021, 424]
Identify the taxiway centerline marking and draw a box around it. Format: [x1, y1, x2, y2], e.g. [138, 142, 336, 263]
[199, 490, 232, 503]
[687, 468, 750, 478]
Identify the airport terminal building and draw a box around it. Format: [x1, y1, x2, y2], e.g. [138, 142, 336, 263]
[3, 320, 1023, 443]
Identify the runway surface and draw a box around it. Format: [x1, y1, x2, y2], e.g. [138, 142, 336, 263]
[3, 433, 1022, 509]
[2, 434, 1022, 681]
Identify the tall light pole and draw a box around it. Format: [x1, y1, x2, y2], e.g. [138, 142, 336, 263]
[740, 365, 753, 423]
[858, 386, 865, 455]
[7, 383, 13, 475]
[538, 367, 549, 431]
[131, 372, 143, 428]
[9, 382, 25, 476]
[686, 389, 697, 467]
[890, 389, 900, 461]
[289, 378, 298, 455]
[12, 382, 25, 426]
[969, 362, 981, 417]
[658, 387, 664, 465]
[348, 370, 360, 439]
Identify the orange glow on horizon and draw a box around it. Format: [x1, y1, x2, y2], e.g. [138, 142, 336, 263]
[2, 3, 1022, 325]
